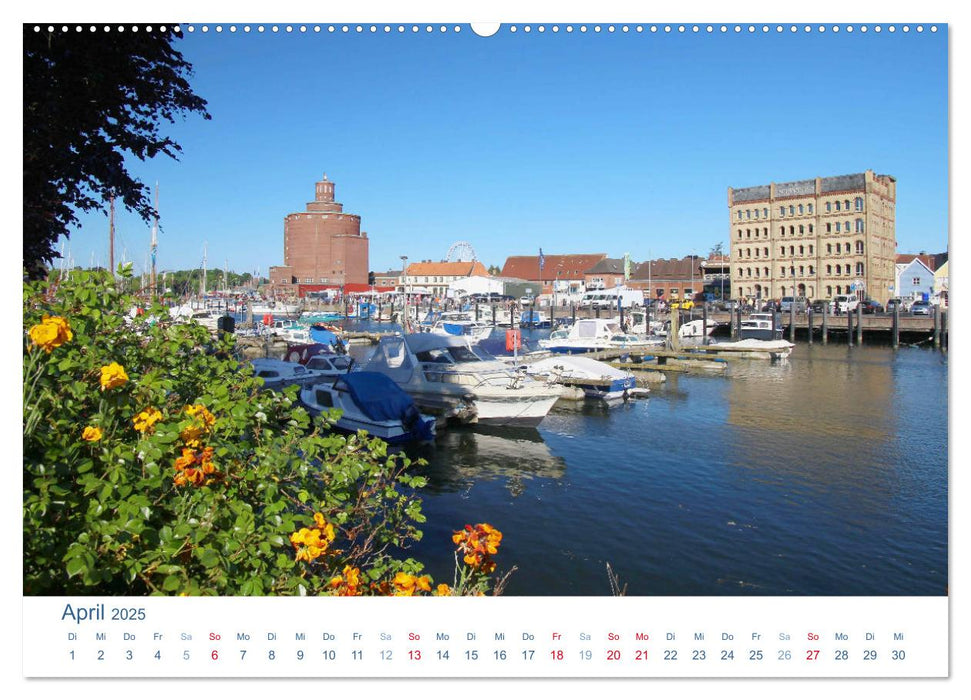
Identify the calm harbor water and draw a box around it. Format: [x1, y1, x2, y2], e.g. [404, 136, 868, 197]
[336, 322, 947, 596]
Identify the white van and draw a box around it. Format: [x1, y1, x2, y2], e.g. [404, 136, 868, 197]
[579, 287, 643, 309]
[833, 294, 860, 314]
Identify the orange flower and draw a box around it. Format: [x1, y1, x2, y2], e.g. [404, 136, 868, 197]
[81, 426, 102, 442]
[99, 362, 129, 391]
[173, 447, 220, 487]
[28, 315, 72, 353]
[290, 513, 337, 563]
[133, 407, 162, 433]
[434, 583, 452, 596]
[452, 523, 503, 574]
[392, 572, 432, 596]
[329, 566, 362, 596]
[185, 404, 216, 429]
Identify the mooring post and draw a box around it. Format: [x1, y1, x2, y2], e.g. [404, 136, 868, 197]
[789, 302, 796, 343]
[771, 308, 777, 338]
[530, 300, 536, 330]
[943, 309, 948, 349]
[891, 304, 899, 348]
[572, 303, 576, 325]
[933, 305, 941, 348]
[856, 303, 863, 345]
[595, 305, 601, 319]
[646, 305, 652, 336]
[735, 305, 742, 341]
[702, 303, 708, 345]
[822, 303, 829, 344]
[807, 308, 814, 345]
[847, 305, 854, 346]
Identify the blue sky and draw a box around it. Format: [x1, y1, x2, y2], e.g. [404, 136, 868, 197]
[63, 22, 948, 276]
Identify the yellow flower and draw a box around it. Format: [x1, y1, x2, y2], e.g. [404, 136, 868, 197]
[289, 514, 337, 563]
[28, 315, 72, 353]
[185, 404, 216, 429]
[330, 566, 362, 596]
[133, 407, 162, 433]
[99, 362, 129, 391]
[392, 572, 432, 596]
[434, 583, 451, 596]
[81, 426, 102, 442]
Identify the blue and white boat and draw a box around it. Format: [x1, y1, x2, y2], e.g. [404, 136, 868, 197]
[425, 311, 493, 342]
[524, 355, 640, 401]
[300, 372, 436, 444]
[519, 310, 551, 328]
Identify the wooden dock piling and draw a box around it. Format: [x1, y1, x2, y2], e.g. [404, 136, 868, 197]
[892, 306, 899, 348]
[856, 303, 863, 345]
[822, 305, 828, 344]
[807, 308, 813, 345]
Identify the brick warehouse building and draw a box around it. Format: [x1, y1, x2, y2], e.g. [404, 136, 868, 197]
[728, 170, 897, 305]
[269, 174, 369, 297]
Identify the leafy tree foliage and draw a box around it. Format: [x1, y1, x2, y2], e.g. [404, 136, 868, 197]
[23, 25, 210, 278]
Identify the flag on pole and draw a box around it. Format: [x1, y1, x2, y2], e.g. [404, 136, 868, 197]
[538, 248, 545, 273]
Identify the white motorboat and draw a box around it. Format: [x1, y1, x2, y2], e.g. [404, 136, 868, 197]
[361, 334, 560, 427]
[524, 355, 641, 402]
[249, 358, 334, 391]
[678, 319, 719, 338]
[251, 300, 301, 316]
[425, 311, 493, 343]
[300, 372, 436, 444]
[740, 313, 784, 340]
[539, 318, 663, 354]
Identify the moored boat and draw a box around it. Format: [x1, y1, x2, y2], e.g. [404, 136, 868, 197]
[300, 372, 436, 444]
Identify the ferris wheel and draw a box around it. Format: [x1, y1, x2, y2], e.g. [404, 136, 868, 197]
[446, 241, 477, 263]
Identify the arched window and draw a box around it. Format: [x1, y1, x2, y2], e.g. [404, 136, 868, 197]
[738, 229, 743, 239]
[836, 285, 842, 295]
[789, 205, 795, 216]
[738, 211, 743, 220]
[764, 247, 769, 257]
[844, 199, 850, 210]
[779, 206, 785, 216]
[746, 248, 751, 258]
[764, 227, 769, 237]
[835, 222, 841, 233]
[789, 225, 795, 235]
[808, 203, 814, 214]
[746, 209, 751, 219]
[779, 246, 785, 256]
[799, 245, 804, 255]
[746, 228, 751, 238]
[738, 267, 744, 277]
[754, 267, 760, 277]
[809, 244, 814, 254]
[856, 262, 864, 275]
[826, 202, 832, 213]
[747, 267, 752, 277]
[835, 200, 841, 211]
[764, 267, 769, 277]
[809, 224, 814, 234]
[826, 285, 832, 296]
[855, 218, 864, 233]
[809, 265, 815, 275]
[855, 197, 863, 211]
[798, 204, 804, 214]
[826, 223, 832, 233]
[780, 226, 785, 237]
[799, 224, 804, 234]
[826, 264, 832, 274]
[856, 241, 864, 254]
[826, 243, 832, 254]
[799, 266, 805, 276]
[789, 266, 795, 276]
[763, 208, 768, 218]
[789, 245, 795, 256]
[754, 247, 759, 257]
[780, 267, 786, 277]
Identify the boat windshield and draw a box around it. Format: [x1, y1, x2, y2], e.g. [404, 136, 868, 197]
[416, 345, 483, 364]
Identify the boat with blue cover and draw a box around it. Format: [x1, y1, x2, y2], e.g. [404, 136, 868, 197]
[300, 371, 437, 444]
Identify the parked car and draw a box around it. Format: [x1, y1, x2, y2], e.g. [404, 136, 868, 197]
[911, 300, 932, 316]
[860, 299, 884, 314]
[811, 299, 833, 314]
[886, 297, 912, 313]
[780, 296, 809, 313]
[833, 294, 860, 315]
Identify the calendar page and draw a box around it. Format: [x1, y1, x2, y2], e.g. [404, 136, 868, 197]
[17, 0, 958, 695]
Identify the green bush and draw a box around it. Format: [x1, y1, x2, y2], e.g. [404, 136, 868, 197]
[23, 266, 437, 596]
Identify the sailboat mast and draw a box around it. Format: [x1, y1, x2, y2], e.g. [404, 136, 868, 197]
[108, 196, 115, 275]
[201, 243, 207, 297]
[150, 182, 158, 300]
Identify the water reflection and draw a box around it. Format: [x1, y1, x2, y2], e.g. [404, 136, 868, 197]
[407, 426, 567, 497]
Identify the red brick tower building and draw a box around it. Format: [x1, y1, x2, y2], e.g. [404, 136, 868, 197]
[269, 174, 369, 295]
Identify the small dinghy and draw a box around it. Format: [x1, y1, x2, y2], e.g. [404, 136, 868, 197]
[300, 371, 437, 444]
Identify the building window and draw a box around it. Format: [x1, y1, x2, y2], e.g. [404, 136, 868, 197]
[670, 288, 679, 297]
[809, 245, 814, 254]
[856, 241, 864, 254]
[856, 263, 864, 275]
[799, 266, 805, 276]
[826, 223, 832, 233]
[746, 228, 751, 238]
[780, 267, 786, 277]
[855, 197, 864, 211]
[754, 209, 759, 219]
[836, 285, 842, 295]
[799, 225, 804, 234]
[685, 288, 694, 295]
[780, 226, 785, 237]
[826, 202, 832, 213]
[835, 200, 841, 211]
[826, 264, 832, 274]
[808, 203, 814, 214]
[855, 218, 864, 233]
[304, 277, 313, 283]
[754, 268, 760, 277]
[912, 277, 921, 285]
[738, 229, 743, 239]
[764, 247, 769, 257]
[789, 205, 795, 216]
[779, 206, 785, 216]
[799, 245, 804, 255]
[763, 208, 768, 218]
[798, 204, 804, 215]
[809, 224, 814, 234]
[737, 211, 743, 220]
[835, 221, 841, 233]
[763, 267, 769, 277]
[754, 248, 759, 257]
[746, 209, 751, 219]
[826, 286, 832, 296]
[809, 266, 815, 275]
[844, 199, 850, 210]
[789, 225, 795, 236]
[746, 248, 751, 258]
[789, 246, 795, 256]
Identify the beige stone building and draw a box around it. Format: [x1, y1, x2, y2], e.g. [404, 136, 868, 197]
[728, 170, 897, 305]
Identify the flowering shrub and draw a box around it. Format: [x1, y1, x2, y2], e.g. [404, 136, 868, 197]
[23, 267, 437, 596]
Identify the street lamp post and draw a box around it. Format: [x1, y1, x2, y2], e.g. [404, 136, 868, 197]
[400, 255, 409, 332]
